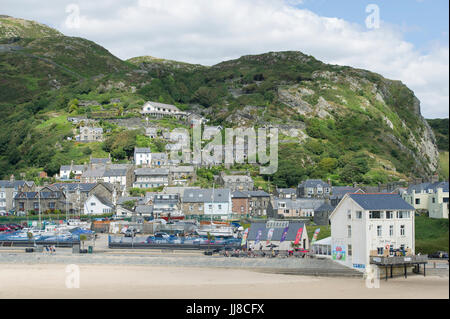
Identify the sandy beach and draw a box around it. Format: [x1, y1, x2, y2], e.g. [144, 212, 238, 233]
[0, 263, 448, 299]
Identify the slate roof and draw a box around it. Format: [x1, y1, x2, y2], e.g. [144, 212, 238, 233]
[14, 191, 64, 200]
[183, 188, 230, 203]
[152, 153, 168, 160]
[222, 175, 253, 182]
[60, 165, 85, 171]
[349, 193, 414, 211]
[273, 198, 325, 210]
[169, 166, 195, 173]
[135, 168, 169, 176]
[144, 101, 181, 112]
[0, 180, 34, 189]
[246, 190, 270, 197]
[330, 186, 362, 198]
[276, 188, 297, 195]
[117, 197, 140, 205]
[247, 221, 306, 242]
[93, 195, 114, 208]
[90, 158, 110, 165]
[298, 179, 330, 188]
[232, 190, 250, 198]
[103, 168, 128, 177]
[407, 181, 449, 193]
[135, 147, 152, 153]
[135, 205, 154, 214]
[51, 183, 97, 193]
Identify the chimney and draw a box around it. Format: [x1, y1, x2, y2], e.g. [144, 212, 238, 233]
[327, 178, 332, 187]
[10, 174, 14, 182]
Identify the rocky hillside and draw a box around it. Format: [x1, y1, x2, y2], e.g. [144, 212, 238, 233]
[0, 16, 442, 186]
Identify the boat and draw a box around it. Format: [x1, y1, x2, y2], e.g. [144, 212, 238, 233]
[195, 223, 235, 237]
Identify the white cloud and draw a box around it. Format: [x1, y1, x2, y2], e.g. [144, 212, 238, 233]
[2, 0, 448, 117]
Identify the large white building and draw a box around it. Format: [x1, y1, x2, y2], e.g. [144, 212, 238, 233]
[330, 193, 415, 271]
[402, 182, 449, 219]
[83, 194, 115, 215]
[141, 101, 186, 119]
[134, 148, 152, 166]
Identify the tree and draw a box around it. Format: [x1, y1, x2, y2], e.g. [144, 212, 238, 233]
[122, 200, 136, 211]
[79, 234, 87, 250]
[318, 157, 338, 173]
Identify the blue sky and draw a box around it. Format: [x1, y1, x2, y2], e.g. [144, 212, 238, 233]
[2, 0, 448, 117]
[298, 0, 449, 49]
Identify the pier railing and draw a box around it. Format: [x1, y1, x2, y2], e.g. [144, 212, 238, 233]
[370, 255, 428, 265]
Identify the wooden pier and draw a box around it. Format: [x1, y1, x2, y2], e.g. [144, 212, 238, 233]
[370, 255, 428, 280]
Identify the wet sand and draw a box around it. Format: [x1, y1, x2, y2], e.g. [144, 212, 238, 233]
[0, 264, 447, 299]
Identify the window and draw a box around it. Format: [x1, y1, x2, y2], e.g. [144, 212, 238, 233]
[91, 202, 96, 206]
[377, 225, 382, 237]
[348, 244, 352, 256]
[356, 211, 362, 219]
[208, 204, 212, 210]
[218, 205, 222, 210]
[389, 225, 394, 236]
[397, 211, 410, 219]
[432, 197, 436, 204]
[400, 225, 405, 236]
[347, 225, 352, 238]
[377, 247, 384, 255]
[347, 210, 351, 220]
[386, 211, 394, 219]
[415, 198, 420, 205]
[369, 211, 382, 219]
[444, 197, 449, 203]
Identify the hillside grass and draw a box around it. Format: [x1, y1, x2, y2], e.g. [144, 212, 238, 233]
[438, 151, 449, 179]
[415, 215, 449, 255]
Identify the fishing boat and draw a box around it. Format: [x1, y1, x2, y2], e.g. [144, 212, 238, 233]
[195, 223, 235, 237]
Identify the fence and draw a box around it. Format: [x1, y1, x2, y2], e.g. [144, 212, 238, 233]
[108, 235, 241, 250]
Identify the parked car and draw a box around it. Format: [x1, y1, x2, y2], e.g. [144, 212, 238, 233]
[154, 232, 170, 239]
[428, 251, 449, 259]
[124, 229, 136, 238]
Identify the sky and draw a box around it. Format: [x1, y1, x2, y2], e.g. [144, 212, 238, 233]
[1, 0, 448, 118]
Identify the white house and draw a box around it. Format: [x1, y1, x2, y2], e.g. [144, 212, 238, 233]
[134, 148, 152, 166]
[402, 182, 449, 219]
[59, 161, 85, 180]
[330, 193, 415, 271]
[141, 101, 186, 119]
[133, 168, 169, 188]
[182, 188, 232, 219]
[84, 194, 115, 215]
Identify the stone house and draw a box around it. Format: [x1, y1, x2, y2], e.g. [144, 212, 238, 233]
[217, 171, 254, 192]
[0, 179, 35, 213]
[76, 126, 104, 142]
[14, 186, 71, 214]
[297, 179, 331, 199]
[133, 168, 169, 188]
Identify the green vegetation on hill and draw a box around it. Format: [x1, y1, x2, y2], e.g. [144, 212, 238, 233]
[0, 16, 441, 186]
[415, 216, 449, 255]
[438, 152, 449, 179]
[427, 118, 449, 151]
